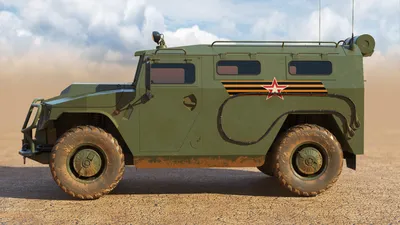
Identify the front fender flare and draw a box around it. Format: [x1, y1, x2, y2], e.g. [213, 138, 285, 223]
[49, 108, 119, 129]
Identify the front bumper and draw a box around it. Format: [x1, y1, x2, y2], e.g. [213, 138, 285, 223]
[19, 144, 53, 157]
[21, 98, 44, 154]
[19, 145, 52, 164]
[20, 98, 54, 164]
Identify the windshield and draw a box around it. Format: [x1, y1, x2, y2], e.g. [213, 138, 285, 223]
[132, 54, 144, 88]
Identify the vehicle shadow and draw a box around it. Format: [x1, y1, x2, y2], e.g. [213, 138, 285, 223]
[0, 166, 296, 200]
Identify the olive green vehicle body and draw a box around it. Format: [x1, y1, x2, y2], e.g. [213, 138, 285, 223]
[20, 35, 374, 170]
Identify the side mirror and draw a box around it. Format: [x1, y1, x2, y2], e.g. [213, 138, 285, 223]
[144, 60, 153, 100]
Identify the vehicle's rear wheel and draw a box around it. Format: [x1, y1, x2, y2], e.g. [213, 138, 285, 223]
[274, 124, 343, 196]
[49, 125, 125, 200]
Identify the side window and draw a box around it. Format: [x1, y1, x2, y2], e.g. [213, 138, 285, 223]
[151, 63, 195, 84]
[289, 61, 332, 75]
[217, 60, 261, 75]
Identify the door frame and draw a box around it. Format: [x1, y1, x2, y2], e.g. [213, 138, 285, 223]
[138, 55, 203, 153]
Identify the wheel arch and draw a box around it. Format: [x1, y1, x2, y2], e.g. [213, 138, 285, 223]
[273, 123, 344, 196]
[266, 113, 353, 168]
[49, 112, 133, 165]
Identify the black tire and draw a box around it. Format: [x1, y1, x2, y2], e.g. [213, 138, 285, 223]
[274, 124, 343, 196]
[49, 125, 125, 200]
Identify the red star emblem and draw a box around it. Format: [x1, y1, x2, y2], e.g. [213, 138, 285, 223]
[261, 77, 288, 100]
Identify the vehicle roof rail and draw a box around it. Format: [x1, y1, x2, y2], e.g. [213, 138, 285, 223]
[154, 48, 187, 55]
[210, 40, 340, 48]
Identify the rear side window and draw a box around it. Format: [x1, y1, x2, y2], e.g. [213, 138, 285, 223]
[289, 61, 332, 75]
[151, 63, 195, 84]
[217, 60, 261, 75]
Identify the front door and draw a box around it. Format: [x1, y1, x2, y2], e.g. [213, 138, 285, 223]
[139, 56, 202, 152]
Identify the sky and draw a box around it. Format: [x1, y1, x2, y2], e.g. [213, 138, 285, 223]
[0, 0, 399, 81]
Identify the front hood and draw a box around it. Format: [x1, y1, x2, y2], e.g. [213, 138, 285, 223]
[60, 83, 133, 97]
[45, 83, 133, 101]
[43, 83, 135, 109]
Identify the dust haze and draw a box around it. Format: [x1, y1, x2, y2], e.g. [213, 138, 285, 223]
[0, 49, 135, 149]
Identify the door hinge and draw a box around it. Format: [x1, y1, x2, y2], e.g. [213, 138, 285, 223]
[249, 53, 257, 59]
[219, 53, 227, 59]
[321, 53, 328, 60]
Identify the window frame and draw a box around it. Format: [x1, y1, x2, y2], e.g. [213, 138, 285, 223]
[216, 60, 261, 76]
[150, 63, 196, 85]
[288, 60, 333, 76]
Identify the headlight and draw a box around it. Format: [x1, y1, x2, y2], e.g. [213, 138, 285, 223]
[152, 31, 162, 44]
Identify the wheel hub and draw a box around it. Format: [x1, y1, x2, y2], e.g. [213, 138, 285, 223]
[295, 146, 323, 175]
[73, 148, 102, 178]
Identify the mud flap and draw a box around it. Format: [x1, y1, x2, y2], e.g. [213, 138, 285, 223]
[345, 152, 356, 170]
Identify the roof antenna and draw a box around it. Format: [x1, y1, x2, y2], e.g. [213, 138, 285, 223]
[319, 0, 321, 45]
[350, 0, 355, 49]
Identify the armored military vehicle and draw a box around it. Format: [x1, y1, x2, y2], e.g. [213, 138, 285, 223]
[20, 31, 375, 199]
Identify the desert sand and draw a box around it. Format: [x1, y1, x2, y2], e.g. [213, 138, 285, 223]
[0, 56, 399, 224]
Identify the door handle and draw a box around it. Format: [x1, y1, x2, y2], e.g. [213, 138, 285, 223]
[183, 94, 197, 111]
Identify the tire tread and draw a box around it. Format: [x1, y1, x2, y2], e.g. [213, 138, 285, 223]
[274, 124, 343, 197]
[49, 125, 125, 200]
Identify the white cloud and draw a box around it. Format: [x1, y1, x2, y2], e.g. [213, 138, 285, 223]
[0, 11, 23, 35]
[251, 11, 288, 40]
[123, 0, 147, 25]
[118, 25, 142, 47]
[0, 0, 229, 64]
[104, 49, 124, 62]
[164, 25, 228, 47]
[0, 0, 398, 68]
[144, 0, 273, 25]
[219, 19, 237, 34]
[303, 7, 352, 41]
[16, 29, 33, 37]
[141, 5, 167, 39]
[0, 11, 39, 57]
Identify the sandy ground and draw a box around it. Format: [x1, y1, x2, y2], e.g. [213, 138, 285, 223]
[1, 68, 400, 224]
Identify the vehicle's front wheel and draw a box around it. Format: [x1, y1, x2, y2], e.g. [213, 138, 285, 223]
[274, 124, 343, 197]
[49, 125, 125, 200]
